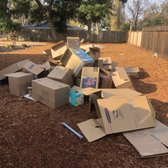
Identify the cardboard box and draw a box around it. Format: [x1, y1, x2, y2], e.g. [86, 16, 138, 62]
[67, 37, 80, 50]
[32, 78, 70, 109]
[111, 67, 134, 89]
[99, 73, 113, 88]
[125, 67, 140, 78]
[47, 66, 74, 87]
[0, 59, 29, 81]
[80, 67, 99, 88]
[42, 61, 51, 71]
[50, 41, 67, 60]
[5, 72, 34, 96]
[78, 95, 155, 142]
[61, 48, 94, 76]
[69, 88, 84, 107]
[23, 61, 45, 76]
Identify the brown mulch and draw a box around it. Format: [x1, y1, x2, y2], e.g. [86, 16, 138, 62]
[0, 42, 168, 168]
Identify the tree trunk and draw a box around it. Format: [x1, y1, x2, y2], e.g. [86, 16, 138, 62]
[87, 21, 92, 42]
[47, 16, 58, 41]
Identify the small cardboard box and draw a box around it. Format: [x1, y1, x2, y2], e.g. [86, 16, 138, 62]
[61, 48, 94, 76]
[69, 88, 84, 107]
[0, 59, 29, 81]
[67, 37, 80, 50]
[5, 72, 34, 96]
[88, 47, 100, 61]
[111, 67, 134, 89]
[50, 41, 67, 60]
[23, 61, 45, 76]
[80, 67, 99, 88]
[32, 78, 70, 109]
[47, 66, 74, 87]
[78, 94, 155, 142]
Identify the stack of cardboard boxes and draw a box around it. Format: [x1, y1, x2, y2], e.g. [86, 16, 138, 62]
[0, 37, 157, 144]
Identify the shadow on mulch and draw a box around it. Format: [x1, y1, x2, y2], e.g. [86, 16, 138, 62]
[139, 68, 151, 79]
[132, 79, 157, 94]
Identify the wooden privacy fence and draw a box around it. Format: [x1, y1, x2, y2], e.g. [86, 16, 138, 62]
[17, 29, 128, 43]
[128, 26, 168, 58]
[141, 26, 168, 58]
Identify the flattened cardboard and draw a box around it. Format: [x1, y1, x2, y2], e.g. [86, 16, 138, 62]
[77, 119, 106, 142]
[0, 59, 29, 81]
[6, 72, 34, 96]
[111, 67, 134, 89]
[47, 66, 74, 87]
[80, 67, 99, 88]
[23, 61, 45, 75]
[51, 41, 67, 59]
[97, 95, 155, 134]
[124, 120, 168, 157]
[61, 48, 94, 76]
[67, 37, 80, 50]
[32, 78, 70, 109]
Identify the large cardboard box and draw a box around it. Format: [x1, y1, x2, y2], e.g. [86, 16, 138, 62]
[67, 37, 80, 50]
[32, 78, 70, 109]
[80, 67, 99, 88]
[61, 48, 94, 76]
[47, 66, 74, 87]
[50, 41, 67, 60]
[5, 72, 34, 96]
[23, 61, 45, 76]
[78, 95, 155, 142]
[0, 59, 29, 81]
[111, 67, 134, 89]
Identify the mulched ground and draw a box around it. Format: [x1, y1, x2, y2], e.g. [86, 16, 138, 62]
[0, 42, 168, 168]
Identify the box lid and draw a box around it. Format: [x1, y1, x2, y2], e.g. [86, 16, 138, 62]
[5, 72, 32, 78]
[23, 61, 44, 75]
[98, 57, 112, 64]
[33, 78, 69, 90]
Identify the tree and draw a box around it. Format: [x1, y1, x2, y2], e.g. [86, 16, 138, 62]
[77, 0, 111, 41]
[126, 0, 149, 31]
[0, 0, 81, 40]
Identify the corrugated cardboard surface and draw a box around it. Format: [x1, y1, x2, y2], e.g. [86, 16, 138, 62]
[80, 67, 100, 88]
[97, 96, 155, 134]
[0, 59, 29, 81]
[124, 120, 168, 157]
[32, 78, 70, 109]
[23, 61, 45, 75]
[101, 89, 142, 99]
[78, 119, 106, 142]
[47, 66, 74, 87]
[6, 72, 34, 96]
